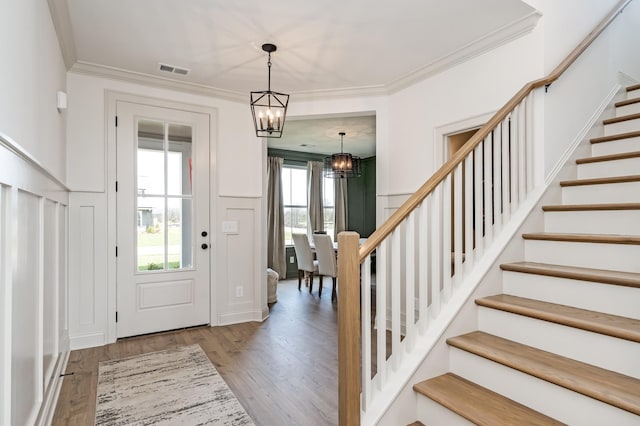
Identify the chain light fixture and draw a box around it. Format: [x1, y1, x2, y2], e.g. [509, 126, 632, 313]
[250, 43, 289, 138]
[324, 132, 361, 178]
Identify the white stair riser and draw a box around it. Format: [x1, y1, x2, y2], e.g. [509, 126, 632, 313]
[577, 156, 640, 179]
[502, 271, 640, 319]
[416, 395, 475, 426]
[478, 307, 640, 378]
[562, 181, 640, 204]
[627, 89, 640, 100]
[591, 137, 640, 156]
[524, 239, 640, 273]
[450, 348, 640, 425]
[544, 209, 640, 235]
[616, 101, 640, 117]
[604, 118, 640, 136]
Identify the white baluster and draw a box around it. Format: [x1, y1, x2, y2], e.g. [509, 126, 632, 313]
[405, 213, 416, 351]
[464, 155, 474, 274]
[501, 118, 511, 223]
[493, 124, 502, 235]
[474, 145, 484, 258]
[483, 134, 494, 246]
[391, 230, 401, 370]
[361, 256, 372, 410]
[418, 201, 429, 334]
[526, 94, 534, 193]
[518, 99, 527, 201]
[430, 187, 441, 317]
[453, 163, 463, 285]
[376, 240, 387, 390]
[442, 175, 451, 301]
[510, 105, 520, 211]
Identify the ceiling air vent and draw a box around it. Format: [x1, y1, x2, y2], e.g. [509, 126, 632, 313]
[158, 63, 190, 76]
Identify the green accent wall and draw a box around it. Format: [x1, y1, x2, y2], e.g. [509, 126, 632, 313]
[268, 148, 376, 278]
[347, 156, 376, 238]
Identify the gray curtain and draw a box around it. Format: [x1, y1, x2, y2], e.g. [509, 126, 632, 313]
[307, 161, 324, 235]
[267, 156, 286, 277]
[334, 177, 348, 241]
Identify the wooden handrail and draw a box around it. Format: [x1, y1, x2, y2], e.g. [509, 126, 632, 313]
[359, 0, 632, 262]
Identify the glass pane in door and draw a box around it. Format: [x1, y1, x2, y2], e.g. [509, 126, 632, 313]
[135, 119, 195, 272]
[167, 197, 193, 269]
[137, 197, 165, 271]
[167, 123, 192, 196]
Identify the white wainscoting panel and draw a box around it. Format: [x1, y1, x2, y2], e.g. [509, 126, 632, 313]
[0, 136, 69, 426]
[216, 197, 266, 325]
[68, 192, 108, 349]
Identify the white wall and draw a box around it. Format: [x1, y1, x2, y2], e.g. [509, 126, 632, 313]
[527, 0, 640, 176]
[0, 0, 67, 182]
[66, 73, 267, 349]
[0, 1, 70, 425]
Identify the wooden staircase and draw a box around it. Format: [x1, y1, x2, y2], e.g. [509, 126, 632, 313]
[411, 85, 640, 425]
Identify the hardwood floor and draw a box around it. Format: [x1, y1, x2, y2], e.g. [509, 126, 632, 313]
[53, 279, 341, 426]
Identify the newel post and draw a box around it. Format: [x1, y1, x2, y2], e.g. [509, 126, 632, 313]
[338, 231, 361, 425]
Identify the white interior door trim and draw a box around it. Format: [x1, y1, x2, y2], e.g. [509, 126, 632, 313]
[105, 91, 218, 343]
[433, 111, 496, 165]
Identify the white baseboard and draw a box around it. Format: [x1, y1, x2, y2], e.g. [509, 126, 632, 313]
[36, 335, 70, 426]
[70, 332, 105, 350]
[217, 310, 265, 326]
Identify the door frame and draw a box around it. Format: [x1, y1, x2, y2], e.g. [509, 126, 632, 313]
[434, 111, 495, 165]
[106, 91, 218, 343]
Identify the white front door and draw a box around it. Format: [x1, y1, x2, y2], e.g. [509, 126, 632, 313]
[116, 101, 210, 338]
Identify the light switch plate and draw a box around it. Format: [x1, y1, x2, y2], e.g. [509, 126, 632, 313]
[222, 221, 239, 234]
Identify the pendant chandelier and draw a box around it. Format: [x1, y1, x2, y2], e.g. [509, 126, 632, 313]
[324, 132, 361, 179]
[250, 43, 289, 138]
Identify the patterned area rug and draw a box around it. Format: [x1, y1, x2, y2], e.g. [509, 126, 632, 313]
[95, 344, 254, 425]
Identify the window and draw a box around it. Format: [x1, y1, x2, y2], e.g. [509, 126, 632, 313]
[282, 165, 336, 245]
[282, 166, 308, 246]
[323, 178, 335, 239]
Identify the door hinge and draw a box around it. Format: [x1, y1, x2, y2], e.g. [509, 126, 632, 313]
[115, 246, 118, 257]
[115, 116, 118, 127]
[115, 181, 118, 192]
[116, 311, 118, 323]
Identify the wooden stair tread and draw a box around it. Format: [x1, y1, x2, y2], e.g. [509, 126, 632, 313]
[542, 202, 640, 212]
[603, 112, 640, 125]
[590, 130, 640, 144]
[476, 294, 640, 342]
[559, 174, 640, 187]
[627, 83, 640, 92]
[576, 150, 640, 164]
[500, 261, 640, 288]
[447, 331, 640, 415]
[407, 422, 425, 426]
[615, 97, 640, 108]
[522, 232, 640, 245]
[413, 373, 565, 426]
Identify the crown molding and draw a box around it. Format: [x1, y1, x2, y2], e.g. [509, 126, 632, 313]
[69, 61, 247, 102]
[47, 0, 77, 69]
[386, 10, 542, 94]
[64, 11, 540, 103]
[290, 84, 389, 101]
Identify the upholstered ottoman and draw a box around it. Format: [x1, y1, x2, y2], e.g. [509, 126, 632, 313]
[267, 268, 279, 303]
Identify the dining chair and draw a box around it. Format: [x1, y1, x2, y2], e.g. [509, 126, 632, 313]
[292, 233, 319, 293]
[312, 233, 338, 301]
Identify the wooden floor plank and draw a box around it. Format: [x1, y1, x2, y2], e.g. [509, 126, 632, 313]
[53, 280, 342, 426]
[447, 331, 640, 415]
[500, 262, 640, 288]
[414, 373, 565, 425]
[476, 294, 640, 342]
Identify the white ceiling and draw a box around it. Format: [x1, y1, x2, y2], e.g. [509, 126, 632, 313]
[60, 0, 537, 154]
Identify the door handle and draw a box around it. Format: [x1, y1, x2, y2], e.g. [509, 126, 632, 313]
[201, 243, 209, 250]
